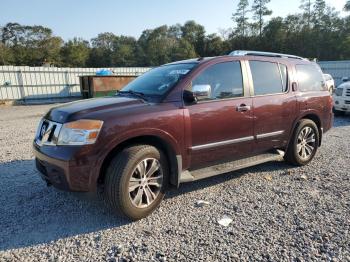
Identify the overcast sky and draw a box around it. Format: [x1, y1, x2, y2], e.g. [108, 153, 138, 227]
[0, 0, 347, 40]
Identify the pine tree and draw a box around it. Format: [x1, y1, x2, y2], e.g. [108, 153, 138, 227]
[344, 1, 350, 11]
[232, 0, 250, 37]
[312, 0, 326, 28]
[251, 0, 272, 38]
[300, 0, 313, 27]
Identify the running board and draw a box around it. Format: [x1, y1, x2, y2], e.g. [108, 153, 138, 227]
[179, 150, 285, 183]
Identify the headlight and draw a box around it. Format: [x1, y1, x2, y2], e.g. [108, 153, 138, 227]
[57, 119, 103, 145]
[335, 88, 343, 96]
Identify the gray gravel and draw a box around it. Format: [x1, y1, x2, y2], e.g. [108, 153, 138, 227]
[0, 104, 349, 262]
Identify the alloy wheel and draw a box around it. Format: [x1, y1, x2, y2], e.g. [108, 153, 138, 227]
[297, 126, 316, 160]
[128, 158, 163, 208]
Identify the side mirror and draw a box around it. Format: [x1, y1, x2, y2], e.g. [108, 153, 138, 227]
[192, 84, 211, 101]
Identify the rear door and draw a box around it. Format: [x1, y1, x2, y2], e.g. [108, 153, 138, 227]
[185, 60, 254, 169]
[246, 59, 297, 153]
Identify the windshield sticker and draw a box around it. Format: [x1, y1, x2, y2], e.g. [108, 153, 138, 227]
[169, 69, 190, 75]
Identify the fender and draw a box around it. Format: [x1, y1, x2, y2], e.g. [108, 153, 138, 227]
[89, 127, 182, 189]
[285, 109, 323, 151]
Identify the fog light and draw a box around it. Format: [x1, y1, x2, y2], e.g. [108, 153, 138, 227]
[335, 100, 339, 105]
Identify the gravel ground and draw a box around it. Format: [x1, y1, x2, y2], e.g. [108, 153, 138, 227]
[0, 104, 349, 262]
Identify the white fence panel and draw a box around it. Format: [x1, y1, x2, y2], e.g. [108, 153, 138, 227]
[0, 66, 151, 101]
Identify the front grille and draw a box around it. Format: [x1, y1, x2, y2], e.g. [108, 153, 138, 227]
[35, 119, 62, 146]
[345, 101, 350, 105]
[346, 88, 350, 97]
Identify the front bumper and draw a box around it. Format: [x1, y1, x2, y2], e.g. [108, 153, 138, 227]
[333, 97, 350, 112]
[33, 142, 98, 192]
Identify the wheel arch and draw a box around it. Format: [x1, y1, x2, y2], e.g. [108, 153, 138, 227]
[97, 135, 180, 189]
[288, 112, 323, 149]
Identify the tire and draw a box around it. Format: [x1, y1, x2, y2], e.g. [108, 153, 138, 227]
[333, 108, 345, 117]
[104, 145, 168, 220]
[284, 119, 319, 166]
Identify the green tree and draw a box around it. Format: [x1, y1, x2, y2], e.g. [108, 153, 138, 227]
[232, 0, 250, 37]
[251, 0, 272, 38]
[60, 38, 90, 67]
[0, 42, 14, 65]
[172, 38, 197, 60]
[203, 34, 224, 56]
[88, 32, 117, 66]
[181, 21, 205, 56]
[300, 0, 313, 27]
[111, 36, 138, 66]
[1, 23, 63, 65]
[261, 17, 286, 52]
[344, 1, 350, 11]
[312, 0, 326, 27]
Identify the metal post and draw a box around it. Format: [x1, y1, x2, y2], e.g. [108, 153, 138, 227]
[16, 70, 25, 100]
[64, 70, 70, 97]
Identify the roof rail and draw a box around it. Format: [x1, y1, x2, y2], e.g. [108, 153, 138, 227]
[229, 50, 308, 61]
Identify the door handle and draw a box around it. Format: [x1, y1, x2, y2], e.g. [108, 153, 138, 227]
[236, 104, 251, 112]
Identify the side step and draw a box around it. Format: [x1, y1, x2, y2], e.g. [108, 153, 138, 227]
[179, 150, 285, 183]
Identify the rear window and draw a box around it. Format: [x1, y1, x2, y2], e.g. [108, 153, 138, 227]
[296, 64, 326, 92]
[249, 61, 286, 95]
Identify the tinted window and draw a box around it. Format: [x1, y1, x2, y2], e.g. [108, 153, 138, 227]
[250, 61, 285, 95]
[296, 64, 326, 92]
[191, 61, 243, 101]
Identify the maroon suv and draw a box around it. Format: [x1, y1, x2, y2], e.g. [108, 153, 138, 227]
[33, 51, 333, 220]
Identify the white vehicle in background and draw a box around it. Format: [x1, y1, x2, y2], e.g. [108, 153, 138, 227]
[333, 77, 350, 116]
[323, 74, 335, 93]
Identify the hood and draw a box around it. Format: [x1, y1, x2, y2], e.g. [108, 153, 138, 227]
[45, 96, 146, 123]
[338, 82, 350, 89]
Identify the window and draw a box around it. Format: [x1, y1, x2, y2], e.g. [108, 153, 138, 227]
[279, 64, 288, 92]
[296, 64, 327, 92]
[191, 61, 244, 101]
[249, 61, 286, 95]
[122, 63, 196, 96]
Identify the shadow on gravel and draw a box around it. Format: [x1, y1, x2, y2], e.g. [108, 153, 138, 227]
[0, 160, 130, 252]
[166, 160, 293, 199]
[333, 115, 350, 127]
[0, 158, 294, 251]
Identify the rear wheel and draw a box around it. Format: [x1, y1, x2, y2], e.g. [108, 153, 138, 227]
[285, 119, 319, 166]
[104, 145, 168, 220]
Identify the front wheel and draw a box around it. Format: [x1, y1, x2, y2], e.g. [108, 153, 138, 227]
[285, 119, 319, 166]
[104, 145, 168, 220]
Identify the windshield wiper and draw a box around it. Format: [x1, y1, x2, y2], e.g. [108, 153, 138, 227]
[116, 90, 148, 101]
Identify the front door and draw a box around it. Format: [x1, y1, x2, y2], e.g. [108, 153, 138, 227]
[185, 60, 254, 169]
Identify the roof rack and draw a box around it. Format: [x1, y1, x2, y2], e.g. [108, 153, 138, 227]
[229, 50, 308, 61]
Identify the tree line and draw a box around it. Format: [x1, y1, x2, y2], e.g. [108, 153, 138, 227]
[1, 0, 350, 67]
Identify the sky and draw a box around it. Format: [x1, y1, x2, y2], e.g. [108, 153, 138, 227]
[0, 0, 347, 40]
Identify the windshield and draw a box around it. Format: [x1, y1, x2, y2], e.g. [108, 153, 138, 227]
[121, 63, 196, 96]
